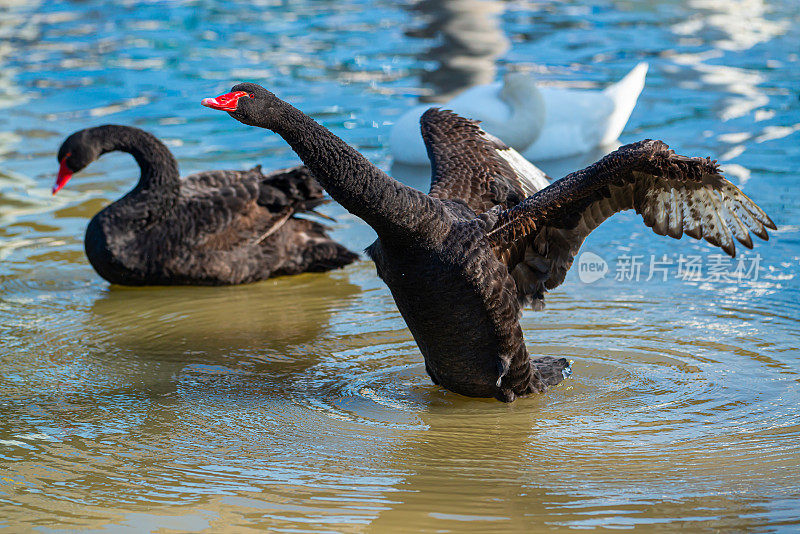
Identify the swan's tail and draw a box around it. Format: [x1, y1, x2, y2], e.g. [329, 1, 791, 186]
[257, 165, 329, 213]
[600, 62, 648, 145]
[259, 166, 360, 270]
[301, 236, 360, 272]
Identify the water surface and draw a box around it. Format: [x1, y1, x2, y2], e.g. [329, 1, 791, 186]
[1, 0, 799, 531]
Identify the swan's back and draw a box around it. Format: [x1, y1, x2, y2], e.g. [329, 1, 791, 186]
[89, 165, 357, 285]
[390, 63, 647, 165]
[523, 63, 648, 160]
[390, 74, 545, 165]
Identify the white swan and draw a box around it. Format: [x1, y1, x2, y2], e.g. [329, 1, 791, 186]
[390, 62, 648, 165]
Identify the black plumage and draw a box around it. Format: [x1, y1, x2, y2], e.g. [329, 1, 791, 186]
[55, 125, 358, 286]
[207, 84, 776, 402]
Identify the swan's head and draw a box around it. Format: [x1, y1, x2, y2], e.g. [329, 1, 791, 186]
[54, 129, 101, 194]
[202, 82, 285, 129]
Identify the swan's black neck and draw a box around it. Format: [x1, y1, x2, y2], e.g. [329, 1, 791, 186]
[267, 102, 450, 240]
[88, 125, 180, 200]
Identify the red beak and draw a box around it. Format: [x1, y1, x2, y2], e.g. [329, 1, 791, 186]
[201, 91, 250, 111]
[53, 157, 72, 195]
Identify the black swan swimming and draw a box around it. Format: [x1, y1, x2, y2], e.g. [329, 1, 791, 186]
[54, 125, 358, 285]
[203, 84, 776, 402]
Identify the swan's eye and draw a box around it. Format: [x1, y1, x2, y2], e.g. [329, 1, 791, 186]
[247, 93, 254, 98]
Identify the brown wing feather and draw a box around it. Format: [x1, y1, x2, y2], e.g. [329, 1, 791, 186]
[488, 140, 776, 309]
[180, 165, 327, 252]
[183, 166, 265, 190]
[420, 108, 549, 214]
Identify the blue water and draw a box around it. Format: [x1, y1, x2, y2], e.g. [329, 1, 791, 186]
[1, 0, 799, 531]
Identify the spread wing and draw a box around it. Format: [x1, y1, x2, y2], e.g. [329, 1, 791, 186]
[420, 108, 550, 214]
[487, 139, 776, 309]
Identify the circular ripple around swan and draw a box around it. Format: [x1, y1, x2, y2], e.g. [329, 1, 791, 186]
[292, 362, 437, 431]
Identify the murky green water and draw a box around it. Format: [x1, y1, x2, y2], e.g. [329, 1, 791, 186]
[1, 0, 799, 531]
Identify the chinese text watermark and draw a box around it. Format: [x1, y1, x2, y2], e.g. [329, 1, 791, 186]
[577, 252, 763, 284]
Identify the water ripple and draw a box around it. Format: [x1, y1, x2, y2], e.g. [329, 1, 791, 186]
[0, 0, 798, 531]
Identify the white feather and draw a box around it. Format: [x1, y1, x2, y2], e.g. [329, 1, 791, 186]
[391, 63, 648, 165]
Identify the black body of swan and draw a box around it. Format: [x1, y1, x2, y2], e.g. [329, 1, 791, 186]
[203, 84, 776, 402]
[54, 125, 358, 286]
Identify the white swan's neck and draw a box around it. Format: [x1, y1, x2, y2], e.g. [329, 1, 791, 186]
[470, 73, 544, 151]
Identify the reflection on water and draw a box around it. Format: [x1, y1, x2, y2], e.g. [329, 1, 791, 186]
[666, 0, 800, 189]
[406, 0, 509, 102]
[0, 0, 799, 531]
[89, 274, 361, 356]
[673, 0, 789, 52]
